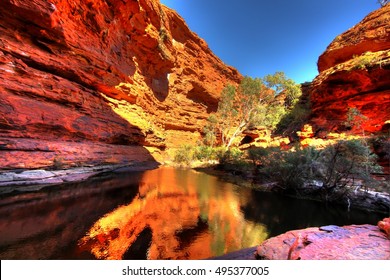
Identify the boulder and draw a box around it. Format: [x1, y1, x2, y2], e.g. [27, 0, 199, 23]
[255, 220, 390, 260]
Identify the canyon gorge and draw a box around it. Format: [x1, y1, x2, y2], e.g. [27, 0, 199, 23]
[0, 0, 389, 261]
[0, 0, 389, 170]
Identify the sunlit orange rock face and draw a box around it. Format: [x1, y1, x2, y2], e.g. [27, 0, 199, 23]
[0, 0, 241, 169]
[309, 5, 390, 134]
[378, 218, 390, 239]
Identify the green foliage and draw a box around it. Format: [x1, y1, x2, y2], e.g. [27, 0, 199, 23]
[352, 51, 382, 70]
[270, 147, 319, 191]
[159, 27, 169, 41]
[173, 145, 244, 166]
[173, 145, 194, 165]
[216, 147, 251, 174]
[205, 72, 303, 147]
[205, 77, 267, 148]
[356, 56, 372, 70]
[239, 77, 267, 107]
[247, 146, 268, 165]
[318, 140, 382, 195]
[254, 103, 287, 130]
[203, 115, 218, 146]
[245, 139, 383, 201]
[215, 84, 238, 146]
[250, 146, 319, 192]
[194, 145, 217, 161]
[247, 146, 278, 170]
[344, 107, 368, 134]
[217, 147, 244, 164]
[370, 135, 390, 162]
[218, 85, 237, 117]
[369, 135, 390, 192]
[263, 71, 302, 109]
[275, 99, 311, 136]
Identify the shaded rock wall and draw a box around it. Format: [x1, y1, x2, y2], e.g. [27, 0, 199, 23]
[0, 0, 241, 169]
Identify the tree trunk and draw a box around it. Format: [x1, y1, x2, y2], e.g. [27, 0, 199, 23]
[226, 121, 247, 148]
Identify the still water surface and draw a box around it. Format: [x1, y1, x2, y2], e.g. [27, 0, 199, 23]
[0, 167, 385, 259]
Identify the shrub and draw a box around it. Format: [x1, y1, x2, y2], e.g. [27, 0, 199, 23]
[194, 145, 216, 161]
[216, 147, 244, 165]
[275, 100, 311, 136]
[173, 145, 247, 166]
[247, 147, 271, 167]
[205, 73, 302, 148]
[159, 27, 169, 42]
[53, 156, 65, 170]
[316, 139, 382, 201]
[352, 52, 381, 70]
[173, 145, 194, 165]
[370, 135, 390, 162]
[213, 147, 252, 175]
[247, 139, 382, 201]
[257, 146, 319, 192]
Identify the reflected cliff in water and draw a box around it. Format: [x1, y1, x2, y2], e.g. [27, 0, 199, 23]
[0, 167, 385, 259]
[78, 167, 268, 259]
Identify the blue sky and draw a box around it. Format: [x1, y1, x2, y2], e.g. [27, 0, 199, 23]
[160, 0, 379, 83]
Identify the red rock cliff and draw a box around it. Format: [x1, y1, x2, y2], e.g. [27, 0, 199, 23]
[0, 0, 241, 169]
[309, 5, 390, 134]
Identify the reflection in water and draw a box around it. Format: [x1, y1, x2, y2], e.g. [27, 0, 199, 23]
[0, 167, 386, 259]
[78, 167, 268, 259]
[0, 173, 142, 259]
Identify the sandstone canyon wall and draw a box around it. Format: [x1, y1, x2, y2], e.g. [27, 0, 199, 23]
[0, 0, 241, 169]
[309, 5, 390, 134]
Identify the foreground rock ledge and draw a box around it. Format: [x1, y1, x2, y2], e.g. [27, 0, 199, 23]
[255, 220, 390, 260]
[0, 161, 159, 194]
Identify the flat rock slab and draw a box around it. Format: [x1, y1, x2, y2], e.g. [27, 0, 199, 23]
[12, 170, 55, 180]
[0, 164, 128, 191]
[255, 223, 390, 260]
[209, 247, 257, 260]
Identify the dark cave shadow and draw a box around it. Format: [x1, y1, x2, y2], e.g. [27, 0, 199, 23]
[147, 74, 170, 102]
[123, 227, 153, 260]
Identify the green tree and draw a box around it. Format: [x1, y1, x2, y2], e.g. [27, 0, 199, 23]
[317, 140, 382, 200]
[205, 72, 302, 148]
[205, 77, 269, 148]
[343, 107, 377, 188]
[260, 72, 303, 132]
[226, 76, 270, 148]
[203, 84, 238, 147]
[344, 107, 368, 136]
[263, 71, 302, 109]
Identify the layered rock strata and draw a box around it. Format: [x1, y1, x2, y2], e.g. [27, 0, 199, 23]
[309, 5, 390, 134]
[0, 0, 241, 169]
